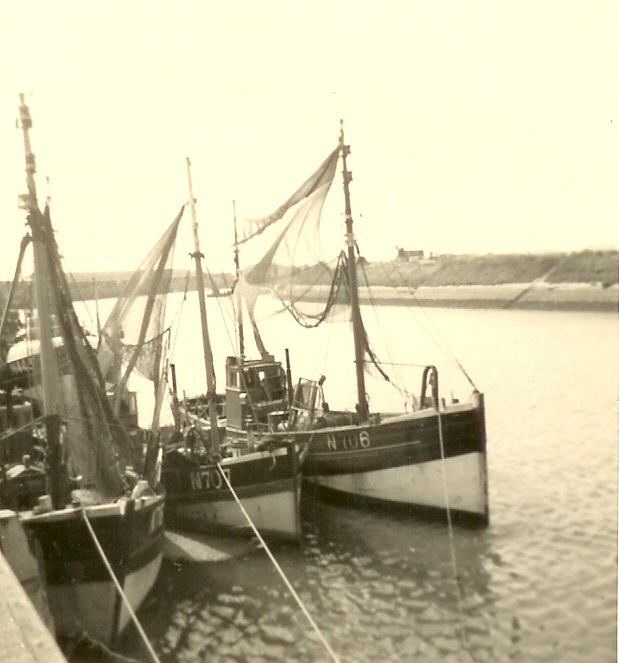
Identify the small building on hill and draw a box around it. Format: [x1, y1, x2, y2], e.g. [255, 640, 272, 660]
[396, 247, 424, 262]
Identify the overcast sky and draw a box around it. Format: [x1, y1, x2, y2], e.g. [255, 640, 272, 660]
[0, 0, 617, 280]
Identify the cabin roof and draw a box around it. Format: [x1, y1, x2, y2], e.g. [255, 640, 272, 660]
[226, 356, 283, 371]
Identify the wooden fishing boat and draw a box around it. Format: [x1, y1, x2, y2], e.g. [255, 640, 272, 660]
[206, 271, 234, 298]
[161, 159, 302, 542]
[0, 95, 168, 649]
[232, 122, 489, 525]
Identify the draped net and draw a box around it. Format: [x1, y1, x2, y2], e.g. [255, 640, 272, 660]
[235, 147, 352, 332]
[28, 205, 133, 496]
[98, 207, 183, 424]
[235, 144, 391, 384]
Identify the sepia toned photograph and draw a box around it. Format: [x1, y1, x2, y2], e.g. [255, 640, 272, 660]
[0, 2, 616, 662]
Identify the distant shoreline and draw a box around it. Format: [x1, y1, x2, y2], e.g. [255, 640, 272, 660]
[302, 283, 618, 313]
[2, 250, 616, 313]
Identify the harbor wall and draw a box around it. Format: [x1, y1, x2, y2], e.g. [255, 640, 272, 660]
[0, 510, 67, 663]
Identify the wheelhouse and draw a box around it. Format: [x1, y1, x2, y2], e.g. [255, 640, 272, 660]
[225, 355, 288, 432]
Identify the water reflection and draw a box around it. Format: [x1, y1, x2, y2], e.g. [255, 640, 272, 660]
[300, 496, 497, 662]
[117, 307, 617, 663]
[122, 494, 500, 663]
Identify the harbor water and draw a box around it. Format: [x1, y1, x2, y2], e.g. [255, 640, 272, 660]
[93, 295, 617, 663]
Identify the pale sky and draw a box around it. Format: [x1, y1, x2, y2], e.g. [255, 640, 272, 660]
[0, 0, 617, 280]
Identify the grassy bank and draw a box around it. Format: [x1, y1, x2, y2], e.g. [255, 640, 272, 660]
[360, 250, 618, 289]
[1, 250, 616, 308]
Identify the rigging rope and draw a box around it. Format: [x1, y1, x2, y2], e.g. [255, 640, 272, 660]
[55, 413, 152, 436]
[316, 295, 337, 390]
[376, 261, 479, 391]
[411, 298, 478, 391]
[216, 462, 341, 663]
[357, 257, 414, 405]
[81, 508, 161, 663]
[0, 415, 46, 441]
[502, 252, 574, 309]
[388, 258, 418, 296]
[209, 277, 240, 361]
[182, 265, 201, 398]
[64, 265, 98, 332]
[167, 269, 192, 366]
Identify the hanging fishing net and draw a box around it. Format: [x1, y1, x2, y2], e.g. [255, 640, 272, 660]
[235, 147, 352, 332]
[235, 143, 392, 387]
[98, 207, 183, 427]
[25, 205, 136, 497]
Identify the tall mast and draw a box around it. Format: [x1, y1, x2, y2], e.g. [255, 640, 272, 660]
[92, 277, 101, 336]
[186, 157, 220, 452]
[339, 120, 368, 421]
[17, 94, 60, 416]
[232, 200, 244, 358]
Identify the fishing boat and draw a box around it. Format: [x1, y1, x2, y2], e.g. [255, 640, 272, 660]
[232, 121, 489, 525]
[206, 270, 234, 298]
[0, 95, 166, 649]
[161, 159, 302, 542]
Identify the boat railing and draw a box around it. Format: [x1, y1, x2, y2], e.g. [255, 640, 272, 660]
[419, 365, 439, 409]
[288, 377, 321, 431]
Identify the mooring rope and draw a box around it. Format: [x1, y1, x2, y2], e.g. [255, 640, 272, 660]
[216, 462, 342, 663]
[81, 508, 161, 663]
[435, 385, 475, 662]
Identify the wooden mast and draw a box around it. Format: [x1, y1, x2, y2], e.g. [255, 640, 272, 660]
[18, 95, 68, 508]
[339, 120, 369, 421]
[18, 94, 60, 416]
[92, 277, 101, 336]
[232, 200, 245, 358]
[186, 157, 220, 453]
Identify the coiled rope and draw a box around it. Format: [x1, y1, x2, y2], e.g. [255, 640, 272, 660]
[216, 461, 342, 663]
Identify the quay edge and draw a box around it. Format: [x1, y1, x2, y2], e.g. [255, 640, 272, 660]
[0, 510, 67, 663]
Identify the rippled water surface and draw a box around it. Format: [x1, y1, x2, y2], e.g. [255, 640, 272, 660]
[118, 303, 617, 663]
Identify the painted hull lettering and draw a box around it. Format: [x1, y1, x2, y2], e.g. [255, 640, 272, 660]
[325, 430, 371, 451]
[190, 467, 232, 491]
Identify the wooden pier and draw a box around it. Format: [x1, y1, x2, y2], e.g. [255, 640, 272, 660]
[0, 513, 66, 662]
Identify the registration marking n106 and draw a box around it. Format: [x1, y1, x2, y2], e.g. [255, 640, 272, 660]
[326, 430, 371, 451]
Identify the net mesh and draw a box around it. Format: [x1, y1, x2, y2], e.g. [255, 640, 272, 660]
[235, 145, 393, 386]
[98, 207, 183, 420]
[236, 147, 351, 329]
[29, 205, 133, 496]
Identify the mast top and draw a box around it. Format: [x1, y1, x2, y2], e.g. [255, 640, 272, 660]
[17, 94, 38, 211]
[339, 119, 351, 158]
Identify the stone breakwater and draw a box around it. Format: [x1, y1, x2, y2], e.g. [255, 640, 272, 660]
[356, 283, 618, 312]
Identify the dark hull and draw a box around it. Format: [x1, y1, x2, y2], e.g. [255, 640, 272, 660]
[20, 494, 164, 646]
[297, 399, 488, 523]
[162, 444, 301, 541]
